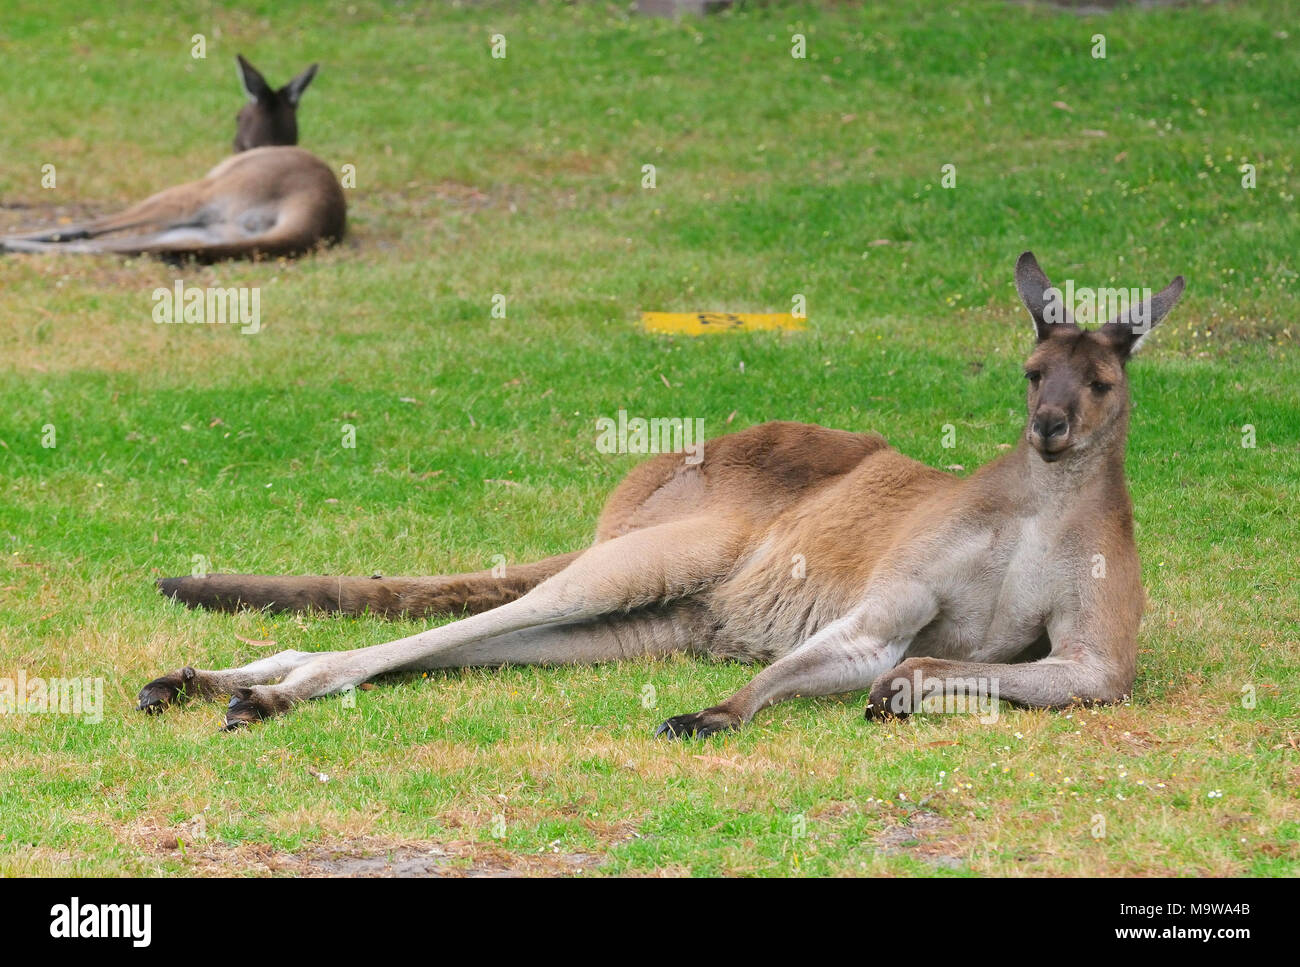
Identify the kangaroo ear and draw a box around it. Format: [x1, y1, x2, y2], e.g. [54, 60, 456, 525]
[282, 63, 319, 107]
[236, 54, 273, 102]
[1015, 251, 1074, 341]
[1101, 275, 1186, 358]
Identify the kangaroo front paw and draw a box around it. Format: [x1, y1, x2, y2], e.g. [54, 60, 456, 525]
[654, 706, 739, 740]
[137, 666, 201, 714]
[864, 661, 925, 721]
[222, 686, 292, 731]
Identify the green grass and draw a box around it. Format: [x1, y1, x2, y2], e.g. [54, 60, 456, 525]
[0, 0, 1296, 876]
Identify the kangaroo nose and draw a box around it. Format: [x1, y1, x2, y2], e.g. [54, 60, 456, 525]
[1033, 414, 1069, 441]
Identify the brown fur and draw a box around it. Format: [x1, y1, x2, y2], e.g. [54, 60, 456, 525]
[1, 56, 344, 260]
[140, 254, 1185, 736]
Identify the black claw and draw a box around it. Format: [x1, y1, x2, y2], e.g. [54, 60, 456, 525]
[863, 699, 909, 723]
[223, 688, 266, 730]
[654, 714, 698, 740]
[864, 679, 913, 722]
[653, 718, 681, 739]
[654, 710, 733, 740]
[136, 684, 167, 713]
[136, 667, 197, 714]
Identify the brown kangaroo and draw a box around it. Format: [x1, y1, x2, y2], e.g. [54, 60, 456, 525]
[138, 253, 1185, 735]
[1, 56, 345, 260]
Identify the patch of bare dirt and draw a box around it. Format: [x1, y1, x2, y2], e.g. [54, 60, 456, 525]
[875, 810, 968, 871]
[138, 830, 605, 878]
[277, 841, 603, 878]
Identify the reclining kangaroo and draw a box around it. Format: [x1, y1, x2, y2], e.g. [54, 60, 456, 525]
[1, 56, 344, 260]
[139, 253, 1184, 735]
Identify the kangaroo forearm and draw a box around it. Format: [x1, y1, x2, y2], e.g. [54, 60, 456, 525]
[882, 655, 1134, 709]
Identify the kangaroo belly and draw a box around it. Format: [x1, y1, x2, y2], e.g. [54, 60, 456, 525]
[705, 555, 862, 662]
[705, 450, 955, 661]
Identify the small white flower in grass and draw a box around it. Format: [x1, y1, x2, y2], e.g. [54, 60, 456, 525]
[1208, 789, 1223, 799]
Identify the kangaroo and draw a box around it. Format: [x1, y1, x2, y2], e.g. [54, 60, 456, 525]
[138, 253, 1185, 735]
[1, 56, 345, 261]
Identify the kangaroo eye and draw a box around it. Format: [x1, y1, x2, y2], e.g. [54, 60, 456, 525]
[1025, 371, 1041, 384]
[1091, 381, 1112, 394]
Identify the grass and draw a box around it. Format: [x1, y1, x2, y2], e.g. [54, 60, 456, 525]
[0, 0, 1296, 876]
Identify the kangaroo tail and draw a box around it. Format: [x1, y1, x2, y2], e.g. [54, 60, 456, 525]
[155, 551, 583, 618]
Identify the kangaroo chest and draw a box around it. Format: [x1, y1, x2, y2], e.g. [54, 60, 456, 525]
[909, 513, 1070, 662]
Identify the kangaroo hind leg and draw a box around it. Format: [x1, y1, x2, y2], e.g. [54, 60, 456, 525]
[136, 649, 319, 714]
[1, 184, 212, 243]
[187, 515, 742, 728]
[222, 606, 704, 730]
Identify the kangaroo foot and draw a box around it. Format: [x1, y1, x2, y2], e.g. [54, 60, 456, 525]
[654, 706, 739, 740]
[223, 686, 293, 731]
[137, 666, 203, 714]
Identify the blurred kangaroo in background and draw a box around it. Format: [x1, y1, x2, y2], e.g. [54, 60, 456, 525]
[1, 56, 345, 260]
[139, 254, 1184, 736]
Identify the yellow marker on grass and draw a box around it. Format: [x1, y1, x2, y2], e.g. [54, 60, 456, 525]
[641, 311, 807, 335]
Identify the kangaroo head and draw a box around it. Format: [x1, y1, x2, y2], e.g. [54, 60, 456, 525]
[1013, 252, 1184, 464]
[233, 55, 318, 152]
